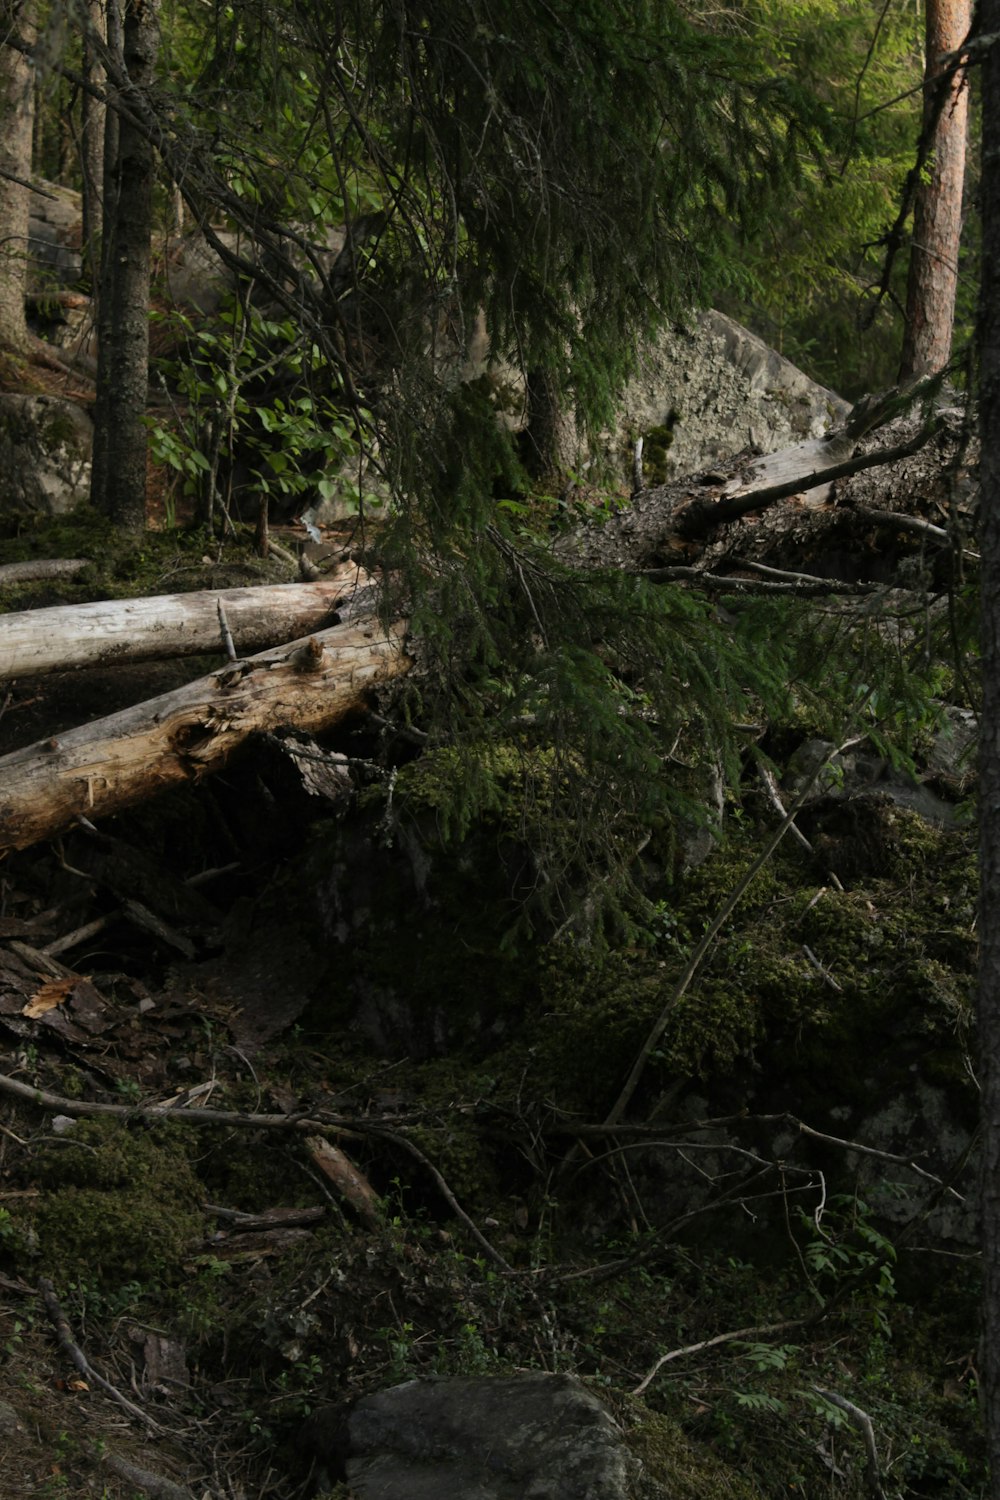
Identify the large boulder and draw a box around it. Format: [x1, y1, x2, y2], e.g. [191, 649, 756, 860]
[0, 394, 93, 516]
[341, 1373, 634, 1500]
[615, 309, 850, 485]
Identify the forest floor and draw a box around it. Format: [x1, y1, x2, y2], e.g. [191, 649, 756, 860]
[0, 508, 988, 1500]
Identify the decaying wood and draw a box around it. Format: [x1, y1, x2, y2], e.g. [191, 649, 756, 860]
[0, 558, 92, 585]
[0, 613, 409, 853]
[0, 388, 972, 856]
[560, 391, 972, 582]
[304, 1135, 382, 1228]
[0, 575, 359, 680]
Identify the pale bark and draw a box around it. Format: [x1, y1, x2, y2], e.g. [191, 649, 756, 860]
[898, 0, 971, 380]
[0, 616, 409, 853]
[0, 578, 354, 680]
[0, 1, 34, 351]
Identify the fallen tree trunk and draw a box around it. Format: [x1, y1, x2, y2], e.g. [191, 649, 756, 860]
[560, 385, 967, 580]
[0, 387, 967, 855]
[0, 575, 357, 681]
[0, 614, 408, 853]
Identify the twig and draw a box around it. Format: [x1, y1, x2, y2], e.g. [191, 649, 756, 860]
[0, 1067, 343, 1130]
[643, 566, 879, 596]
[812, 1386, 885, 1500]
[38, 1277, 162, 1431]
[632, 1317, 809, 1396]
[849, 503, 979, 561]
[216, 598, 238, 662]
[97, 1452, 193, 1500]
[802, 944, 843, 992]
[0, 169, 58, 197]
[758, 764, 812, 850]
[368, 1124, 514, 1272]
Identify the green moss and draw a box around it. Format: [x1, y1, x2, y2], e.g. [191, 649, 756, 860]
[613, 1399, 763, 1500]
[0, 505, 288, 611]
[22, 1119, 203, 1287]
[636, 411, 680, 488]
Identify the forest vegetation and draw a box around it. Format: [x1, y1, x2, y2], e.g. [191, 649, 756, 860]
[0, 2, 996, 1498]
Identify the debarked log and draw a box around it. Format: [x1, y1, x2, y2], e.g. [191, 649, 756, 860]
[0, 576, 357, 681]
[0, 617, 409, 853]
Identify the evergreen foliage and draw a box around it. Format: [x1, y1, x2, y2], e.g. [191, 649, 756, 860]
[709, 1, 975, 398]
[19, 1, 964, 930]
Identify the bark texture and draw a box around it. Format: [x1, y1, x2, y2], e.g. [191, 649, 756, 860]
[978, 4, 1000, 1492]
[0, 615, 409, 853]
[0, 578, 353, 680]
[898, 0, 971, 380]
[91, 0, 159, 531]
[80, 0, 106, 288]
[0, 1, 34, 351]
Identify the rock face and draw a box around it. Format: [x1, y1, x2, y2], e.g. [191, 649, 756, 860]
[0, 395, 93, 515]
[616, 309, 850, 485]
[27, 179, 83, 293]
[344, 1373, 634, 1500]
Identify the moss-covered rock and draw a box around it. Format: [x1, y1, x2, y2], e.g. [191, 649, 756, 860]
[20, 1118, 203, 1287]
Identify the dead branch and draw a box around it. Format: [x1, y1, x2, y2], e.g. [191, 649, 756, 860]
[38, 1277, 163, 1431]
[812, 1386, 885, 1500]
[0, 559, 92, 585]
[0, 613, 409, 853]
[632, 1317, 810, 1396]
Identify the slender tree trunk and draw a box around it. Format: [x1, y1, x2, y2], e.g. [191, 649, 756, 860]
[898, 0, 971, 380]
[80, 0, 106, 291]
[91, 0, 159, 532]
[0, 0, 34, 352]
[90, 0, 121, 513]
[978, 3, 1000, 1494]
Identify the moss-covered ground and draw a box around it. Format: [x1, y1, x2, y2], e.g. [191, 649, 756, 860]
[0, 513, 985, 1498]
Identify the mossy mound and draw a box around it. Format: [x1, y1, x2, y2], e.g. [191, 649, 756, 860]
[17, 1118, 203, 1287]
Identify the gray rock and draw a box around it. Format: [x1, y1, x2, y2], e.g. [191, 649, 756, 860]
[782, 738, 962, 827]
[614, 309, 849, 485]
[27, 179, 83, 294]
[0, 1398, 24, 1437]
[345, 1373, 634, 1500]
[0, 394, 93, 516]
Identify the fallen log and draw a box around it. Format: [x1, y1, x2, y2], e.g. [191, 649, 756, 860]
[0, 614, 409, 853]
[0, 574, 359, 681]
[0, 558, 92, 586]
[0, 386, 963, 856]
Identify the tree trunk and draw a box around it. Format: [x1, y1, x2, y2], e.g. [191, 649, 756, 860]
[0, 616, 409, 854]
[523, 366, 577, 481]
[898, 0, 971, 380]
[978, 4, 1000, 1493]
[0, 0, 34, 352]
[91, 0, 158, 532]
[80, 0, 106, 291]
[0, 578, 354, 680]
